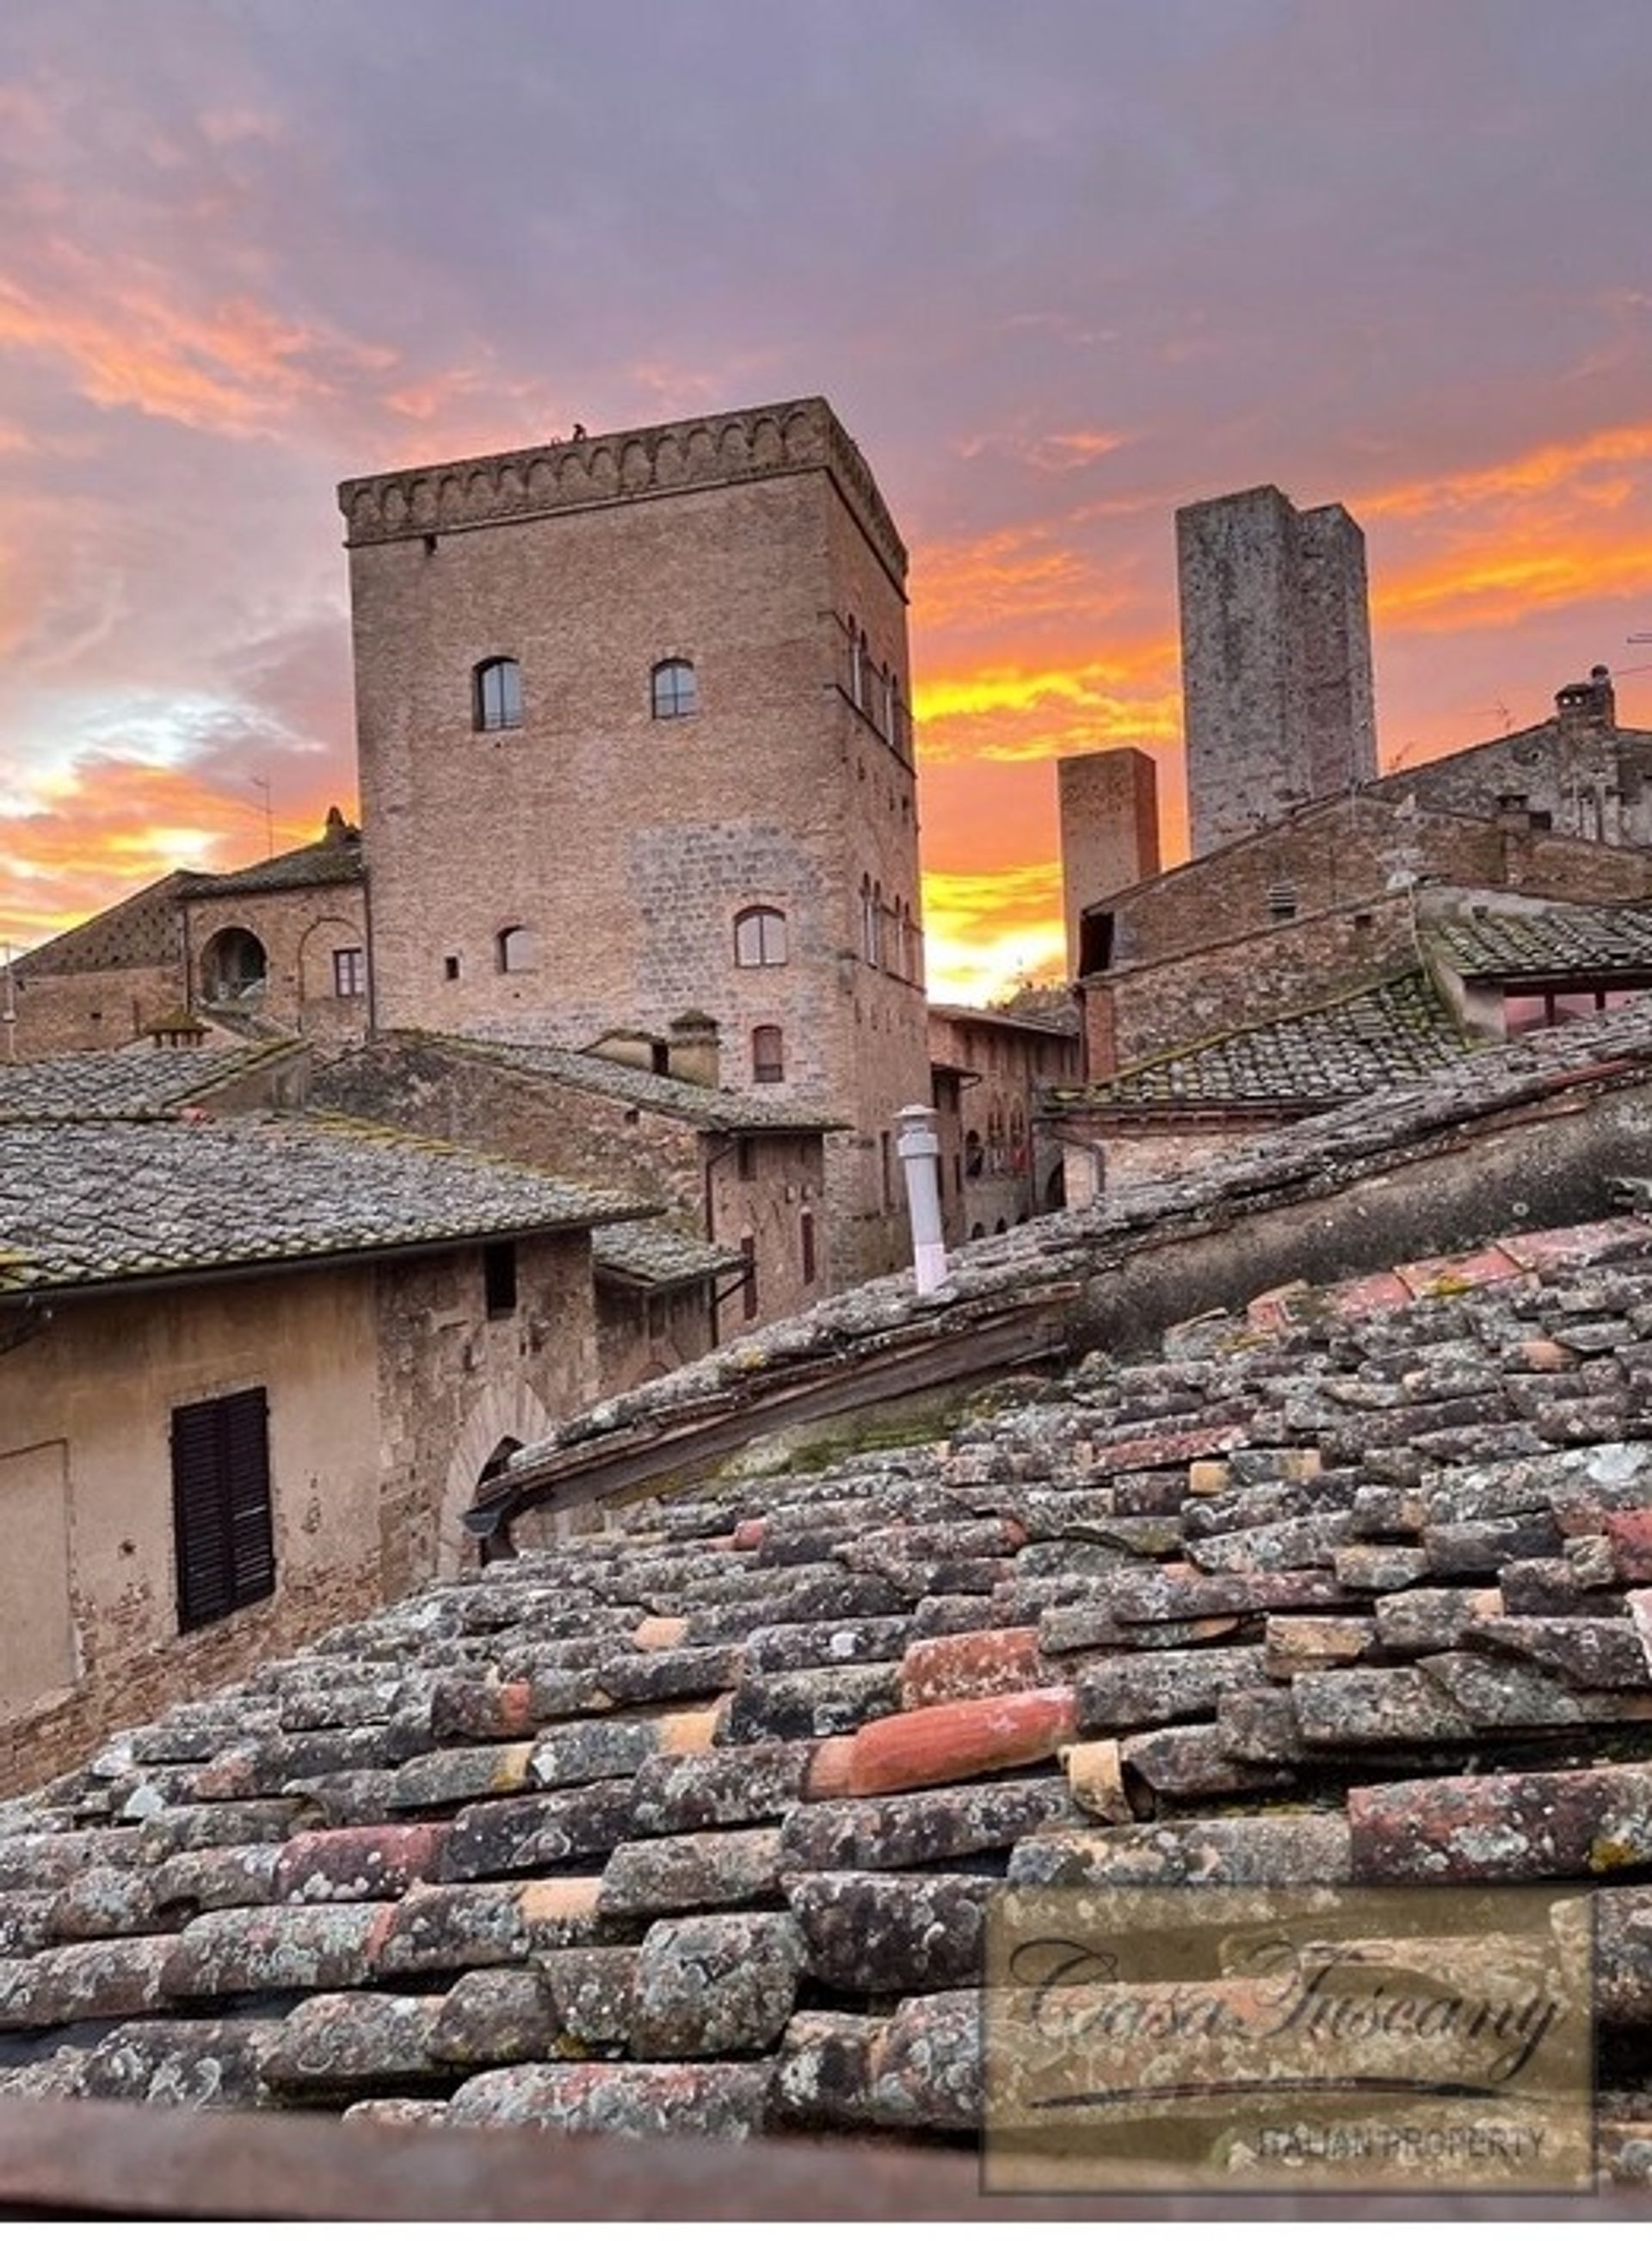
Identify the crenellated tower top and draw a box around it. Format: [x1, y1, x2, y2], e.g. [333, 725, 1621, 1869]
[337, 395, 908, 590]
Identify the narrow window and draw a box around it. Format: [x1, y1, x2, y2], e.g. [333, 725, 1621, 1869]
[871, 882, 885, 970]
[860, 876, 877, 965]
[752, 1024, 785, 1083]
[1266, 879, 1298, 923]
[171, 1388, 274, 1633]
[651, 658, 698, 719]
[847, 614, 861, 706]
[443, 955, 461, 981]
[740, 1235, 758, 1320]
[496, 925, 539, 973]
[474, 657, 523, 732]
[856, 630, 869, 710]
[332, 947, 367, 998]
[801, 1209, 817, 1283]
[734, 906, 787, 967]
[484, 1240, 518, 1318]
[737, 1137, 755, 1182]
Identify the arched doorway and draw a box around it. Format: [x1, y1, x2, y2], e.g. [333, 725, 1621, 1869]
[475, 1436, 523, 1566]
[200, 925, 268, 1003]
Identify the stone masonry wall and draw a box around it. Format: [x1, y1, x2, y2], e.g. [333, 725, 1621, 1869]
[1105, 795, 1652, 975]
[346, 402, 928, 1288]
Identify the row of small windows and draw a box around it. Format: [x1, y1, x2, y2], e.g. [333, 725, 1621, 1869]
[444, 909, 789, 982]
[843, 613, 906, 755]
[860, 878, 921, 982]
[472, 657, 698, 732]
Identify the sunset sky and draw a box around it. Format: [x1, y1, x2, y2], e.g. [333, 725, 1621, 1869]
[2, 1, 1650, 1004]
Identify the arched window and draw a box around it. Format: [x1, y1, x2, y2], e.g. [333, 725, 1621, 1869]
[734, 906, 787, 967]
[496, 925, 538, 973]
[474, 657, 523, 732]
[751, 1024, 785, 1083]
[651, 658, 698, 719]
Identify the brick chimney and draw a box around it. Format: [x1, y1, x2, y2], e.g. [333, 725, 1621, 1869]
[667, 1010, 720, 1088]
[1555, 664, 1615, 732]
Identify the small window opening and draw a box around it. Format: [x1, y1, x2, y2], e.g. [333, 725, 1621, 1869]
[734, 906, 787, 967]
[651, 658, 698, 719]
[751, 1024, 785, 1083]
[801, 1209, 817, 1284]
[332, 947, 367, 998]
[474, 657, 523, 732]
[496, 925, 539, 973]
[484, 1240, 518, 1318]
[444, 955, 461, 982]
[740, 1236, 758, 1320]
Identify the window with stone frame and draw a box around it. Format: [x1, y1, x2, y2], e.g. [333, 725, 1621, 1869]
[474, 657, 524, 732]
[651, 658, 698, 719]
[751, 1023, 785, 1083]
[332, 947, 367, 998]
[734, 906, 787, 968]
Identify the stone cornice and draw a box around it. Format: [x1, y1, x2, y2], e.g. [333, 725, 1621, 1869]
[337, 397, 907, 587]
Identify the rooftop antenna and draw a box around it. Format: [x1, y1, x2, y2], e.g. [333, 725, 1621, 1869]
[250, 775, 274, 860]
[2, 942, 16, 1065]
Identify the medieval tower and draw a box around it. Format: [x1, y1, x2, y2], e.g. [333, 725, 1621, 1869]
[339, 398, 930, 1283]
[1177, 485, 1377, 857]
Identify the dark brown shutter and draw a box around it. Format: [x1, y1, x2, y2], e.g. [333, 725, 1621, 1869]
[171, 1387, 273, 1631]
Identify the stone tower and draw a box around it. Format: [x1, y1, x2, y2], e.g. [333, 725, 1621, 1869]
[1177, 485, 1376, 857]
[339, 398, 929, 1283]
[1057, 747, 1162, 976]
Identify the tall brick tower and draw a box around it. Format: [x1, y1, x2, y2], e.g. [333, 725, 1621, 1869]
[1177, 485, 1376, 856]
[339, 398, 929, 1282]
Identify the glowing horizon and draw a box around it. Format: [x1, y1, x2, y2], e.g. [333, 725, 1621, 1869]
[3, 1, 1649, 1006]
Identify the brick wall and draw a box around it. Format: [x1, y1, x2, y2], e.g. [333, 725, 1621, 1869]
[344, 400, 929, 1287]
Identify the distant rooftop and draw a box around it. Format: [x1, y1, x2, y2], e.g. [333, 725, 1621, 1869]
[1063, 972, 1476, 1114]
[0, 1113, 652, 1295]
[0, 1043, 296, 1120]
[408, 1034, 847, 1136]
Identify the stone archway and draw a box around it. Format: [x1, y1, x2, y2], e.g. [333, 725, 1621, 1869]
[200, 925, 268, 1003]
[439, 1378, 558, 1577]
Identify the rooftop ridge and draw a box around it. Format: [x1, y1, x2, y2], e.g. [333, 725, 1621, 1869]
[336, 397, 908, 587]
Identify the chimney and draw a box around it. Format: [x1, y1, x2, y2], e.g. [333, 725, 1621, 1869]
[667, 1010, 720, 1088]
[1555, 665, 1615, 732]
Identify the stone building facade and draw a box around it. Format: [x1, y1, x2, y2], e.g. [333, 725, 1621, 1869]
[1177, 485, 1377, 857]
[6, 813, 369, 1061]
[0, 1082, 646, 1789]
[339, 398, 930, 1287]
[926, 1004, 1082, 1235]
[314, 1032, 835, 1350]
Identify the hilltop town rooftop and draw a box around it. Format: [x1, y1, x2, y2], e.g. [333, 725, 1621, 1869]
[3, 1003, 1652, 2193]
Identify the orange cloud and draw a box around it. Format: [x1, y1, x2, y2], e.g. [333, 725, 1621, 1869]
[922, 862, 1067, 1006]
[0, 757, 348, 954]
[1361, 423, 1652, 519]
[1375, 525, 1652, 634]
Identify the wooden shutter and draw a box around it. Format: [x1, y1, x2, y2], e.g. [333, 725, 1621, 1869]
[171, 1388, 273, 1631]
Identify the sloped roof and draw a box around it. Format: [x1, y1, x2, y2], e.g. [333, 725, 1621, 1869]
[1092, 972, 1476, 1112]
[175, 827, 362, 900]
[416, 1034, 846, 1135]
[12, 874, 187, 979]
[0, 1044, 298, 1120]
[592, 1225, 747, 1290]
[1434, 900, 1652, 981]
[3, 1212, 1652, 2176]
[0, 1114, 653, 1294]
